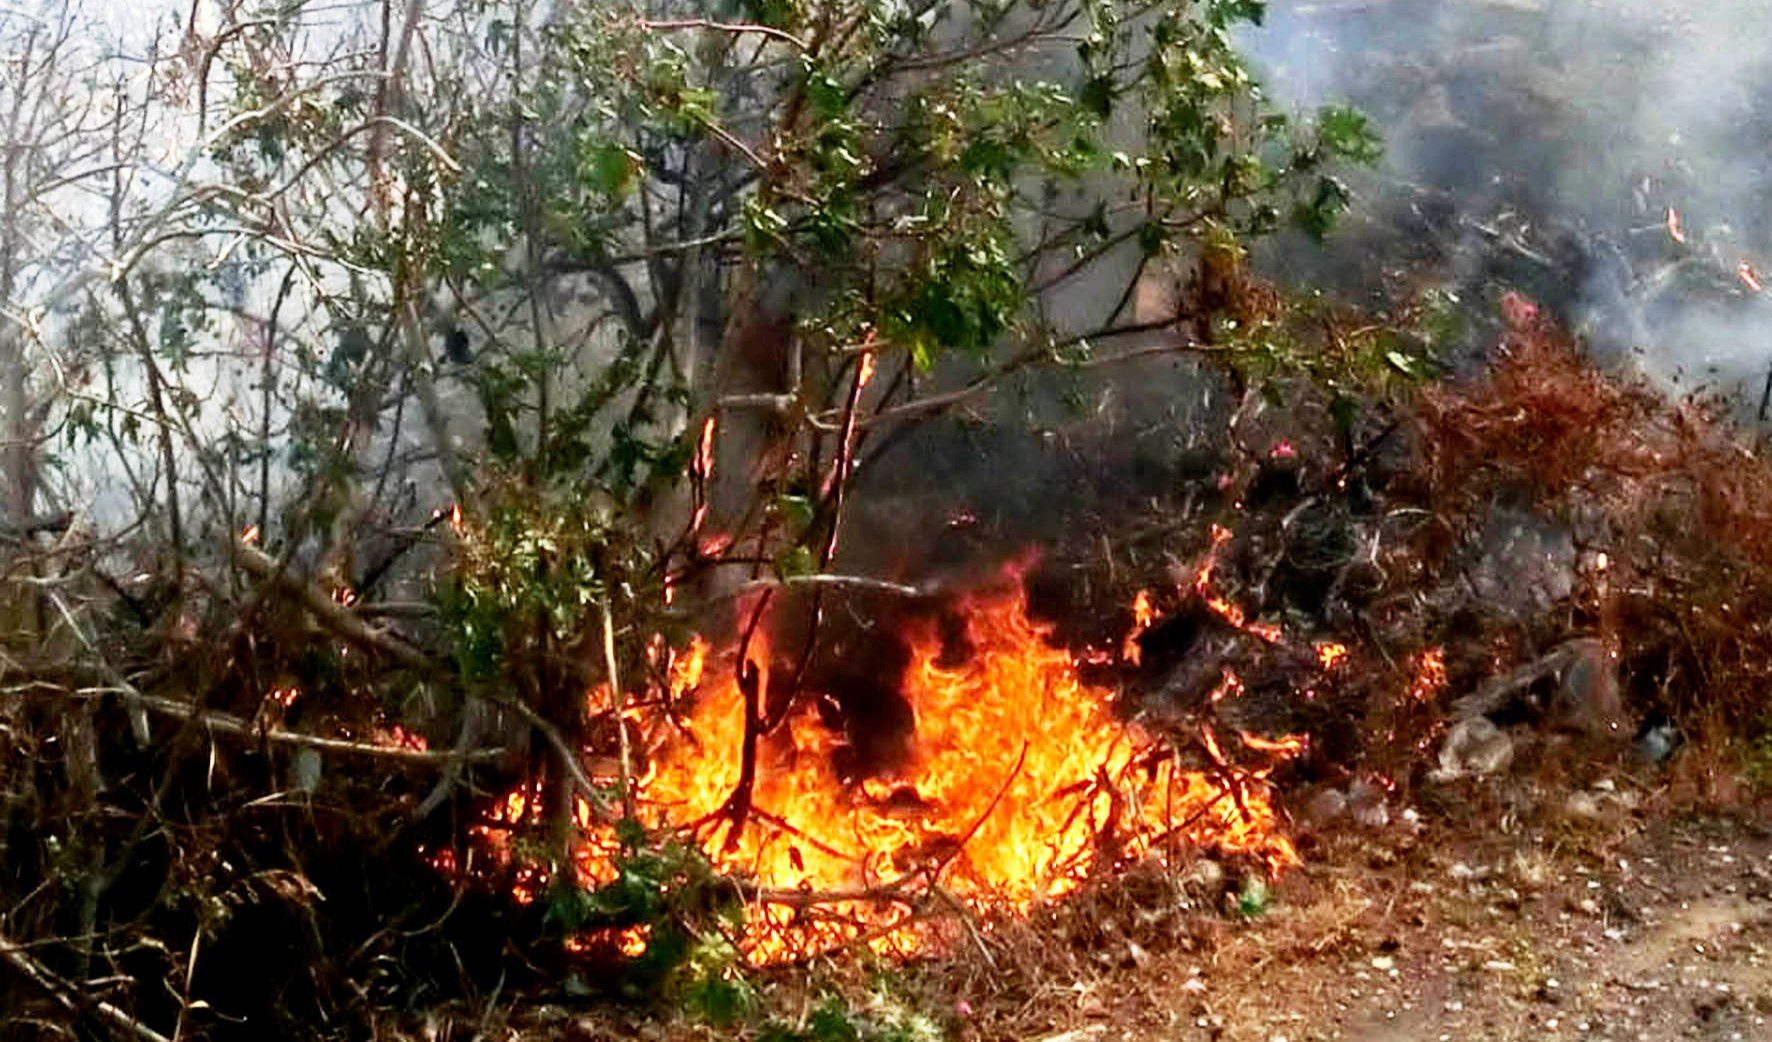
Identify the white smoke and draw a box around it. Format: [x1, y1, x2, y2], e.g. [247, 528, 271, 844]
[1239, 0, 1772, 410]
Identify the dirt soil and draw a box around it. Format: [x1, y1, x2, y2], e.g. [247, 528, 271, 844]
[981, 769, 1772, 1042]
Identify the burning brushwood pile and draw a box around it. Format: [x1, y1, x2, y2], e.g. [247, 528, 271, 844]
[7, 288, 1772, 1036]
[12, 4, 1772, 1037]
[419, 290, 1772, 973]
[465, 562, 1310, 964]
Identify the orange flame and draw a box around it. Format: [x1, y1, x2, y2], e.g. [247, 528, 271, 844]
[696, 416, 717, 478]
[1407, 646, 1447, 702]
[1315, 641, 1348, 670]
[667, 636, 709, 700]
[1237, 730, 1307, 759]
[1207, 668, 1244, 704]
[1666, 206, 1686, 245]
[1121, 589, 1156, 665]
[373, 724, 428, 751]
[1192, 524, 1235, 594]
[474, 584, 1298, 962]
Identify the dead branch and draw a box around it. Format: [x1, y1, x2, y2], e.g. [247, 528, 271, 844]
[130, 693, 506, 767]
[636, 17, 809, 50]
[735, 573, 924, 598]
[602, 598, 636, 822]
[234, 542, 441, 675]
[926, 742, 1030, 886]
[0, 931, 174, 1042]
[505, 699, 618, 825]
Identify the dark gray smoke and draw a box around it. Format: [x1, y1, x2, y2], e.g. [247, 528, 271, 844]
[1239, 0, 1772, 407]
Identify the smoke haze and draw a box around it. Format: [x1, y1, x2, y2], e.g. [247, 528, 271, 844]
[1240, 0, 1772, 404]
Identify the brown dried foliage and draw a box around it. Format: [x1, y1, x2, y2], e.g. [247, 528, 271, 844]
[1416, 295, 1772, 733]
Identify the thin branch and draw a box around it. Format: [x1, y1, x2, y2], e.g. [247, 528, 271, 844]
[735, 573, 923, 598]
[120, 692, 503, 766]
[234, 542, 441, 675]
[0, 930, 175, 1042]
[636, 17, 808, 50]
[505, 698, 618, 824]
[601, 598, 635, 822]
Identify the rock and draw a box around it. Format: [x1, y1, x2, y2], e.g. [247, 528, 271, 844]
[289, 746, 324, 795]
[1305, 787, 1349, 824]
[1186, 858, 1225, 891]
[1547, 639, 1626, 737]
[1347, 777, 1391, 828]
[1636, 719, 1684, 763]
[1565, 791, 1603, 819]
[1430, 717, 1515, 781]
[1454, 638, 1626, 738]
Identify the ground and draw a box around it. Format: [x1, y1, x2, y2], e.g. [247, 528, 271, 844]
[977, 770, 1772, 1042]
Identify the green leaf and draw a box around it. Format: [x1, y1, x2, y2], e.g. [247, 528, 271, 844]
[1316, 105, 1384, 165]
[775, 544, 816, 579]
[775, 494, 815, 533]
[582, 142, 639, 199]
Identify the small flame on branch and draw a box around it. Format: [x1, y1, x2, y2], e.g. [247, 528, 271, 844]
[1207, 669, 1245, 704]
[1738, 260, 1763, 293]
[1315, 642, 1349, 670]
[1666, 206, 1687, 244]
[696, 416, 717, 478]
[1122, 589, 1155, 665]
[373, 724, 428, 751]
[1236, 729, 1306, 760]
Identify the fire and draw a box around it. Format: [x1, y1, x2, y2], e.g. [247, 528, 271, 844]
[667, 635, 709, 699]
[1121, 589, 1155, 665]
[482, 584, 1298, 962]
[1191, 523, 1235, 593]
[690, 416, 718, 538]
[696, 416, 717, 477]
[1407, 646, 1447, 702]
[1237, 730, 1307, 760]
[1188, 526, 1282, 644]
[1315, 641, 1348, 670]
[373, 724, 428, 751]
[1207, 668, 1244, 703]
[1666, 206, 1686, 244]
[1738, 259, 1763, 293]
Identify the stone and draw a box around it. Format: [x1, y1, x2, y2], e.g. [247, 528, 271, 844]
[1430, 716, 1515, 781]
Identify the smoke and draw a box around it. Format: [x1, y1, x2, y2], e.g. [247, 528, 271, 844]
[1238, 0, 1772, 406]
